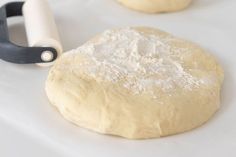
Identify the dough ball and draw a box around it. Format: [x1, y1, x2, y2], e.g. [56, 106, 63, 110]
[46, 27, 224, 139]
[117, 0, 192, 13]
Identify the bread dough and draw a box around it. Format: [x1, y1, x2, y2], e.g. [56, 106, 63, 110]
[117, 0, 192, 13]
[46, 27, 224, 139]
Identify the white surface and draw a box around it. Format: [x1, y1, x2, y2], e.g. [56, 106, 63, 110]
[0, 0, 236, 156]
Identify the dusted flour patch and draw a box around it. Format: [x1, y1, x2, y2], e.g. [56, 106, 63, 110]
[66, 28, 210, 96]
[46, 27, 224, 139]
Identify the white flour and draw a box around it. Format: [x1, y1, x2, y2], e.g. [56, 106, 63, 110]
[70, 28, 206, 95]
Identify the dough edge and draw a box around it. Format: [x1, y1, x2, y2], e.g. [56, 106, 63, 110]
[117, 0, 192, 13]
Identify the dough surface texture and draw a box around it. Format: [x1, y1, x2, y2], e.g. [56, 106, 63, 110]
[46, 27, 224, 139]
[117, 0, 192, 13]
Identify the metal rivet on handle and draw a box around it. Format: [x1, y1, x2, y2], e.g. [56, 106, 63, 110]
[41, 51, 54, 62]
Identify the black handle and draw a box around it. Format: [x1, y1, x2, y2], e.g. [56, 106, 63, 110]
[0, 2, 57, 64]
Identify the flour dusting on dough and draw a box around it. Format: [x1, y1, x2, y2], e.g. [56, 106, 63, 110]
[68, 28, 207, 95]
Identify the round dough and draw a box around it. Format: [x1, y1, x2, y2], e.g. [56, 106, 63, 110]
[117, 0, 192, 13]
[46, 27, 224, 139]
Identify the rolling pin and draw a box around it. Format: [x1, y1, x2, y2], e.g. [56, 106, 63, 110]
[23, 0, 63, 66]
[0, 0, 62, 66]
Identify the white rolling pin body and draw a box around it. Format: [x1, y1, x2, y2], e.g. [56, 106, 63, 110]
[23, 0, 63, 66]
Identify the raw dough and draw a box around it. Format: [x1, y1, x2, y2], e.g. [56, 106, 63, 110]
[117, 0, 192, 13]
[46, 27, 224, 139]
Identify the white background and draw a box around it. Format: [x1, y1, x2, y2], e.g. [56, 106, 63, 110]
[0, 0, 236, 156]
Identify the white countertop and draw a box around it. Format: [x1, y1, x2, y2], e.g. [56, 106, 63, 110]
[0, 0, 236, 156]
